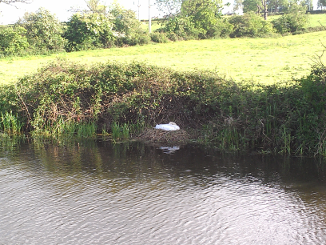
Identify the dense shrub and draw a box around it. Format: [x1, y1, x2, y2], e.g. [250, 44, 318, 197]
[17, 8, 66, 52]
[206, 19, 234, 38]
[162, 16, 201, 40]
[1, 59, 326, 155]
[0, 26, 29, 56]
[228, 12, 275, 37]
[118, 31, 151, 46]
[272, 5, 309, 34]
[151, 32, 169, 43]
[64, 13, 115, 51]
[109, 2, 142, 36]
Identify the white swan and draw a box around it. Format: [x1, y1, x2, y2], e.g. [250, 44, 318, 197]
[155, 122, 180, 131]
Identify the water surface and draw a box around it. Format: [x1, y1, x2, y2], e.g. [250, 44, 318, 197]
[1, 140, 326, 244]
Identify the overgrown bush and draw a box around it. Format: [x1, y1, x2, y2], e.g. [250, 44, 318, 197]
[206, 19, 234, 38]
[120, 31, 151, 46]
[162, 16, 202, 40]
[272, 5, 309, 34]
[0, 26, 29, 56]
[228, 12, 275, 37]
[151, 32, 169, 43]
[1, 59, 326, 155]
[109, 2, 142, 36]
[64, 13, 115, 51]
[17, 8, 66, 52]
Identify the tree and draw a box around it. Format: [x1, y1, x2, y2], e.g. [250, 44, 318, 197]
[17, 8, 66, 51]
[109, 2, 141, 36]
[64, 13, 114, 51]
[318, 0, 326, 9]
[233, 0, 243, 13]
[69, 0, 107, 15]
[242, 0, 268, 19]
[0, 26, 29, 55]
[181, 0, 223, 30]
[267, 0, 289, 13]
[155, 0, 183, 17]
[85, 0, 106, 14]
[272, 4, 308, 33]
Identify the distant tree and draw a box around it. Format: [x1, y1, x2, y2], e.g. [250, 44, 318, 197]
[233, 0, 243, 12]
[243, 0, 260, 13]
[69, 0, 107, 15]
[272, 3, 308, 33]
[86, 0, 106, 14]
[181, 0, 223, 30]
[304, 0, 313, 10]
[109, 2, 141, 36]
[318, 0, 326, 9]
[155, 0, 183, 17]
[17, 8, 66, 51]
[0, 26, 29, 55]
[267, 0, 289, 13]
[64, 13, 114, 51]
[243, 0, 268, 19]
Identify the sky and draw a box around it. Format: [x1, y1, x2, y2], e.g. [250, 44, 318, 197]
[0, 0, 160, 25]
[0, 0, 318, 25]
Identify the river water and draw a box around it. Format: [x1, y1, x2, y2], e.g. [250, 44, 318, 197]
[1, 139, 326, 244]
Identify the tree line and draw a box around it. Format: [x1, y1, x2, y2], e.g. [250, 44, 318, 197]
[0, 0, 321, 57]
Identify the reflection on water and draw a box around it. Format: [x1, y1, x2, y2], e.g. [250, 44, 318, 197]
[1, 139, 326, 244]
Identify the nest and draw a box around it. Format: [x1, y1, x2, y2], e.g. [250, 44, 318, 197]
[136, 128, 190, 144]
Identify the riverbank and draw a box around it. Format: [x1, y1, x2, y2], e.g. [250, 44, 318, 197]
[1, 60, 326, 156]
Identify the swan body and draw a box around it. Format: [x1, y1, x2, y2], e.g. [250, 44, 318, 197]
[155, 122, 180, 131]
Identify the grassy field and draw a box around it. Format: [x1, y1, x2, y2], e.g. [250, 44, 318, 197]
[0, 30, 325, 86]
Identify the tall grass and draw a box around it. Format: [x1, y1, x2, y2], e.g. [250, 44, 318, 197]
[0, 111, 23, 135]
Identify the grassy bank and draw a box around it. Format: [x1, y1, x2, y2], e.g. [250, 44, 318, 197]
[1, 60, 326, 156]
[1, 31, 326, 85]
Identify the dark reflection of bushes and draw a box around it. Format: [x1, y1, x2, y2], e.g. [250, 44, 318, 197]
[2, 139, 326, 186]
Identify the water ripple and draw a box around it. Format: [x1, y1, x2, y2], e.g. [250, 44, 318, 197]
[1, 145, 326, 244]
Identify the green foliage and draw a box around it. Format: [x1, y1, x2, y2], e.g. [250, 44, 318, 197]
[151, 32, 169, 43]
[111, 122, 130, 141]
[155, 0, 183, 16]
[206, 18, 234, 38]
[17, 8, 66, 52]
[0, 111, 23, 135]
[119, 31, 151, 46]
[243, 0, 261, 13]
[162, 16, 199, 39]
[228, 12, 275, 37]
[1, 59, 326, 156]
[181, 0, 223, 28]
[64, 13, 114, 51]
[0, 26, 29, 56]
[272, 4, 309, 33]
[109, 2, 142, 36]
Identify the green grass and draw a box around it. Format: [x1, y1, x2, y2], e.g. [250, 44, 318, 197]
[306, 13, 326, 27]
[140, 20, 162, 32]
[0, 30, 325, 86]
